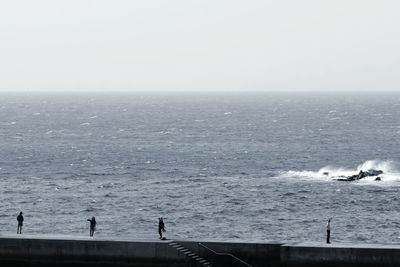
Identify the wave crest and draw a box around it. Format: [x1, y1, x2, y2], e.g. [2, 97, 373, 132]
[280, 160, 400, 184]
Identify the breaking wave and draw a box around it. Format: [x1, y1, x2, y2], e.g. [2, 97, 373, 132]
[280, 160, 400, 184]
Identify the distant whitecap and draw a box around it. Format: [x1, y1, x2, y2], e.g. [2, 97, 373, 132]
[280, 160, 400, 185]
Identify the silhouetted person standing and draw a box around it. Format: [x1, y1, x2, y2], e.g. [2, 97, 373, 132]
[326, 219, 331, 244]
[17, 212, 24, 234]
[87, 217, 96, 237]
[158, 217, 166, 239]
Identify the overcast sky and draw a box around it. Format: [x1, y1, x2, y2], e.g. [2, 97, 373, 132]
[0, 0, 399, 93]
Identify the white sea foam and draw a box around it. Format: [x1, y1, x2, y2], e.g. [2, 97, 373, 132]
[281, 160, 400, 184]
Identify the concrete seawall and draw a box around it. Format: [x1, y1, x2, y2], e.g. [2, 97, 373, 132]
[281, 242, 400, 267]
[0, 235, 399, 266]
[0, 236, 189, 267]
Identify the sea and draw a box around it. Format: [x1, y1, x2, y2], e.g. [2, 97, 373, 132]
[0, 92, 399, 244]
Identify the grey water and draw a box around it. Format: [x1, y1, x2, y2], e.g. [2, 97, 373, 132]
[0, 92, 399, 244]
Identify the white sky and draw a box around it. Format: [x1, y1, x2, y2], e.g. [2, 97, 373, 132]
[0, 0, 399, 92]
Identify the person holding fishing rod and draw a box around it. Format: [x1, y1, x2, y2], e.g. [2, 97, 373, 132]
[326, 218, 332, 244]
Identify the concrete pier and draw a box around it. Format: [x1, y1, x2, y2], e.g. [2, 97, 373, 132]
[0, 235, 399, 266]
[0, 235, 189, 267]
[281, 242, 400, 267]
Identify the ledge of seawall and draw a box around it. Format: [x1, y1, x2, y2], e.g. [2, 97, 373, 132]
[281, 241, 400, 267]
[1, 236, 400, 267]
[0, 235, 189, 267]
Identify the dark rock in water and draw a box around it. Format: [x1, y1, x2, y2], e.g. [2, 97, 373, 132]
[375, 177, 381, 181]
[335, 169, 383, 182]
[365, 169, 383, 176]
[323, 172, 329, 176]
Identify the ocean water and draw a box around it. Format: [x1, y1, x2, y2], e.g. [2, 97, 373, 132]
[0, 92, 399, 244]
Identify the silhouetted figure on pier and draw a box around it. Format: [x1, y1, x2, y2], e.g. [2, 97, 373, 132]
[326, 218, 331, 244]
[158, 217, 166, 240]
[87, 217, 96, 237]
[17, 212, 24, 234]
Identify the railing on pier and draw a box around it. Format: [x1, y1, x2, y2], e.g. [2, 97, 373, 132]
[198, 242, 253, 267]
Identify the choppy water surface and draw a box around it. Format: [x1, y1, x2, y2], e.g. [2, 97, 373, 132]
[0, 92, 399, 243]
